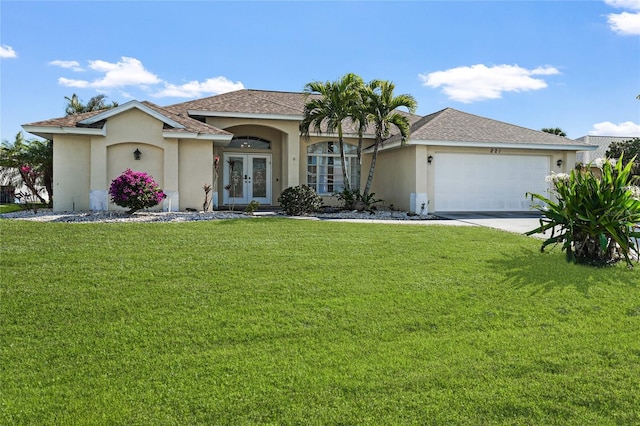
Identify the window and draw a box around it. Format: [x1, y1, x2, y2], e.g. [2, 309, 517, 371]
[228, 136, 271, 149]
[307, 142, 358, 194]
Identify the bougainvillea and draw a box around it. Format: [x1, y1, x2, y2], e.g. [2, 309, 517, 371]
[109, 169, 166, 214]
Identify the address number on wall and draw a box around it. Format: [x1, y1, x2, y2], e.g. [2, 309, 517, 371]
[490, 148, 502, 154]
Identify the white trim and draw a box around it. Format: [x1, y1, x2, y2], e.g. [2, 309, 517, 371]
[369, 139, 598, 153]
[22, 125, 107, 137]
[79, 100, 185, 129]
[162, 132, 233, 141]
[188, 110, 303, 121]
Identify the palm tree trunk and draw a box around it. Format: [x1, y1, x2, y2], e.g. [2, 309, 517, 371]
[338, 139, 350, 191]
[363, 136, 381, 199]
[355, 134, 362, 195]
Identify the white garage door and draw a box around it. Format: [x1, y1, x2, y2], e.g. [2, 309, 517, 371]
[434, 153, 550, 212]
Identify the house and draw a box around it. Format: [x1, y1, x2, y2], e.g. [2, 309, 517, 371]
[22, 89, 596, 214]
[575, 135, 637, 165]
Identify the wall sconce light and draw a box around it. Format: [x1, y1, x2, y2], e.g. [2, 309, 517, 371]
[556, 159, 563, 167]
[134, 148, 141, 161]
[427, 155, 433, 164]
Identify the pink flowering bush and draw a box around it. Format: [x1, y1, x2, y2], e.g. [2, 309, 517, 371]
[109, 169, 166, 214]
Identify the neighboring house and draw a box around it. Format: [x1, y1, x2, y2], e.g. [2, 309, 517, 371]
[575, 135, 636, 165]
[22, 89, 596, 214]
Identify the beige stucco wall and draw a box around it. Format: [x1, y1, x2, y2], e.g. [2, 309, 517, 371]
[106, 143, 165, 212]
[370, 144, 577, 213]
[206, 117, 300, 205]
[101, 110, 168, 211]
[365, 145, 425, 211]
[52, 135, 91, 211]
[179, 139, 214, 211]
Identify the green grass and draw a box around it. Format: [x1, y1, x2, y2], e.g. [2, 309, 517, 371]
[1, 218, 639, 425]
[0, 204, 23, 214]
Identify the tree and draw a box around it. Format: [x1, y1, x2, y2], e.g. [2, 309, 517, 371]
[362, 79, 417, 199]
[541, 127, 567, 137]
[606, 138, 640, 180]
[301, 73, 364, 192]
[64, 93, 118, 116]
[0, 132, 53, 206]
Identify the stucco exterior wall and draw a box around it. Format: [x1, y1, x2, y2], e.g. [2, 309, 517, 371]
[179, 139, 214, 211]
[107, 143, 165, 211]
[216, 124, 283, 206]
[206, 117, 301, 197]
[365, 145, 577, 213]
[99, 110, 169, 211]
[53, 135, 91, 211]
[365, 145, 423, 212]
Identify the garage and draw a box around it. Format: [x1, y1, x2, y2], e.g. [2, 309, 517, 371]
[434, 153, 550, 212]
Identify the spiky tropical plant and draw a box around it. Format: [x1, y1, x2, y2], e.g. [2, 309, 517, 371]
[526, 156, 640, 267]
[362, 80, 417, 199]
[301, 73, 364, 192]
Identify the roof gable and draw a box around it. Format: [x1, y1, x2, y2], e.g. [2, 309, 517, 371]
[23, 100, 232, 140]
[78, 100, 186, 129]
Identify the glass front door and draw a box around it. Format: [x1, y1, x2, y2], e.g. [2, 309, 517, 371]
[223, 154, 271, 205]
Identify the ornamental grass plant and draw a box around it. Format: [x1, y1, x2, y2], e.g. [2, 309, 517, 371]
[527, 156, 640, 267]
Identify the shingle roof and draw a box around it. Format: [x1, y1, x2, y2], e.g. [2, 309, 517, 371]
[139, 101, 231, 136]
[24, 109, 105, 128]
[165, 89, 423, 137]
[165, 89, 310, 117]
[23, 101, 231, 137]
[385, 107, 595, 147]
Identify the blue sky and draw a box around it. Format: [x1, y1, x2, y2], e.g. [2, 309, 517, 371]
[1, 0, 639, 142]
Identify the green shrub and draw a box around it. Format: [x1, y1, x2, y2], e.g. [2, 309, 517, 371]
[526, 156, 640, 267]
[245, 200, 260, 214]
[335, 187, 382, 211]
[278, 185, 322, 216]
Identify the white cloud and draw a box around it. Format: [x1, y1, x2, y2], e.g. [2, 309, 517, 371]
[607, 11, 640, 35]
[49, 60, 84, 72]
[152, 77, 245, 98]
[605, 0, 640, 35]
[0, 44, 17, 58]
[58, 56, 161, 89]
[419, 64, 560, 103]
[588, 121, 640, 136]
[604, 0, 640, 11]
[55, 56, 243, 99]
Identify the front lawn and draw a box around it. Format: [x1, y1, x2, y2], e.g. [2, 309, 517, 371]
[1, 218, 638, 424]
[0, 204, 23, 214]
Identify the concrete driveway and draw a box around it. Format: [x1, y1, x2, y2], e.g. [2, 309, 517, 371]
[437, 211, 550, 238]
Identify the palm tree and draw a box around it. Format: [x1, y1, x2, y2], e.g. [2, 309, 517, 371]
[361, 80, 417, 199]
[347, 83, 369, 195]
[0, 132, 53, 206]
[64, 93, 118, 116]
[301, 73, 363, 192]
[541, 127, 567, 137]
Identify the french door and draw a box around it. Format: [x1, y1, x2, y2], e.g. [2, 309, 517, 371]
[223, 153, 271, 205]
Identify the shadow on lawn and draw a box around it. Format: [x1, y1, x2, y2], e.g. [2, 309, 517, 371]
[488, 246, 638, 296]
